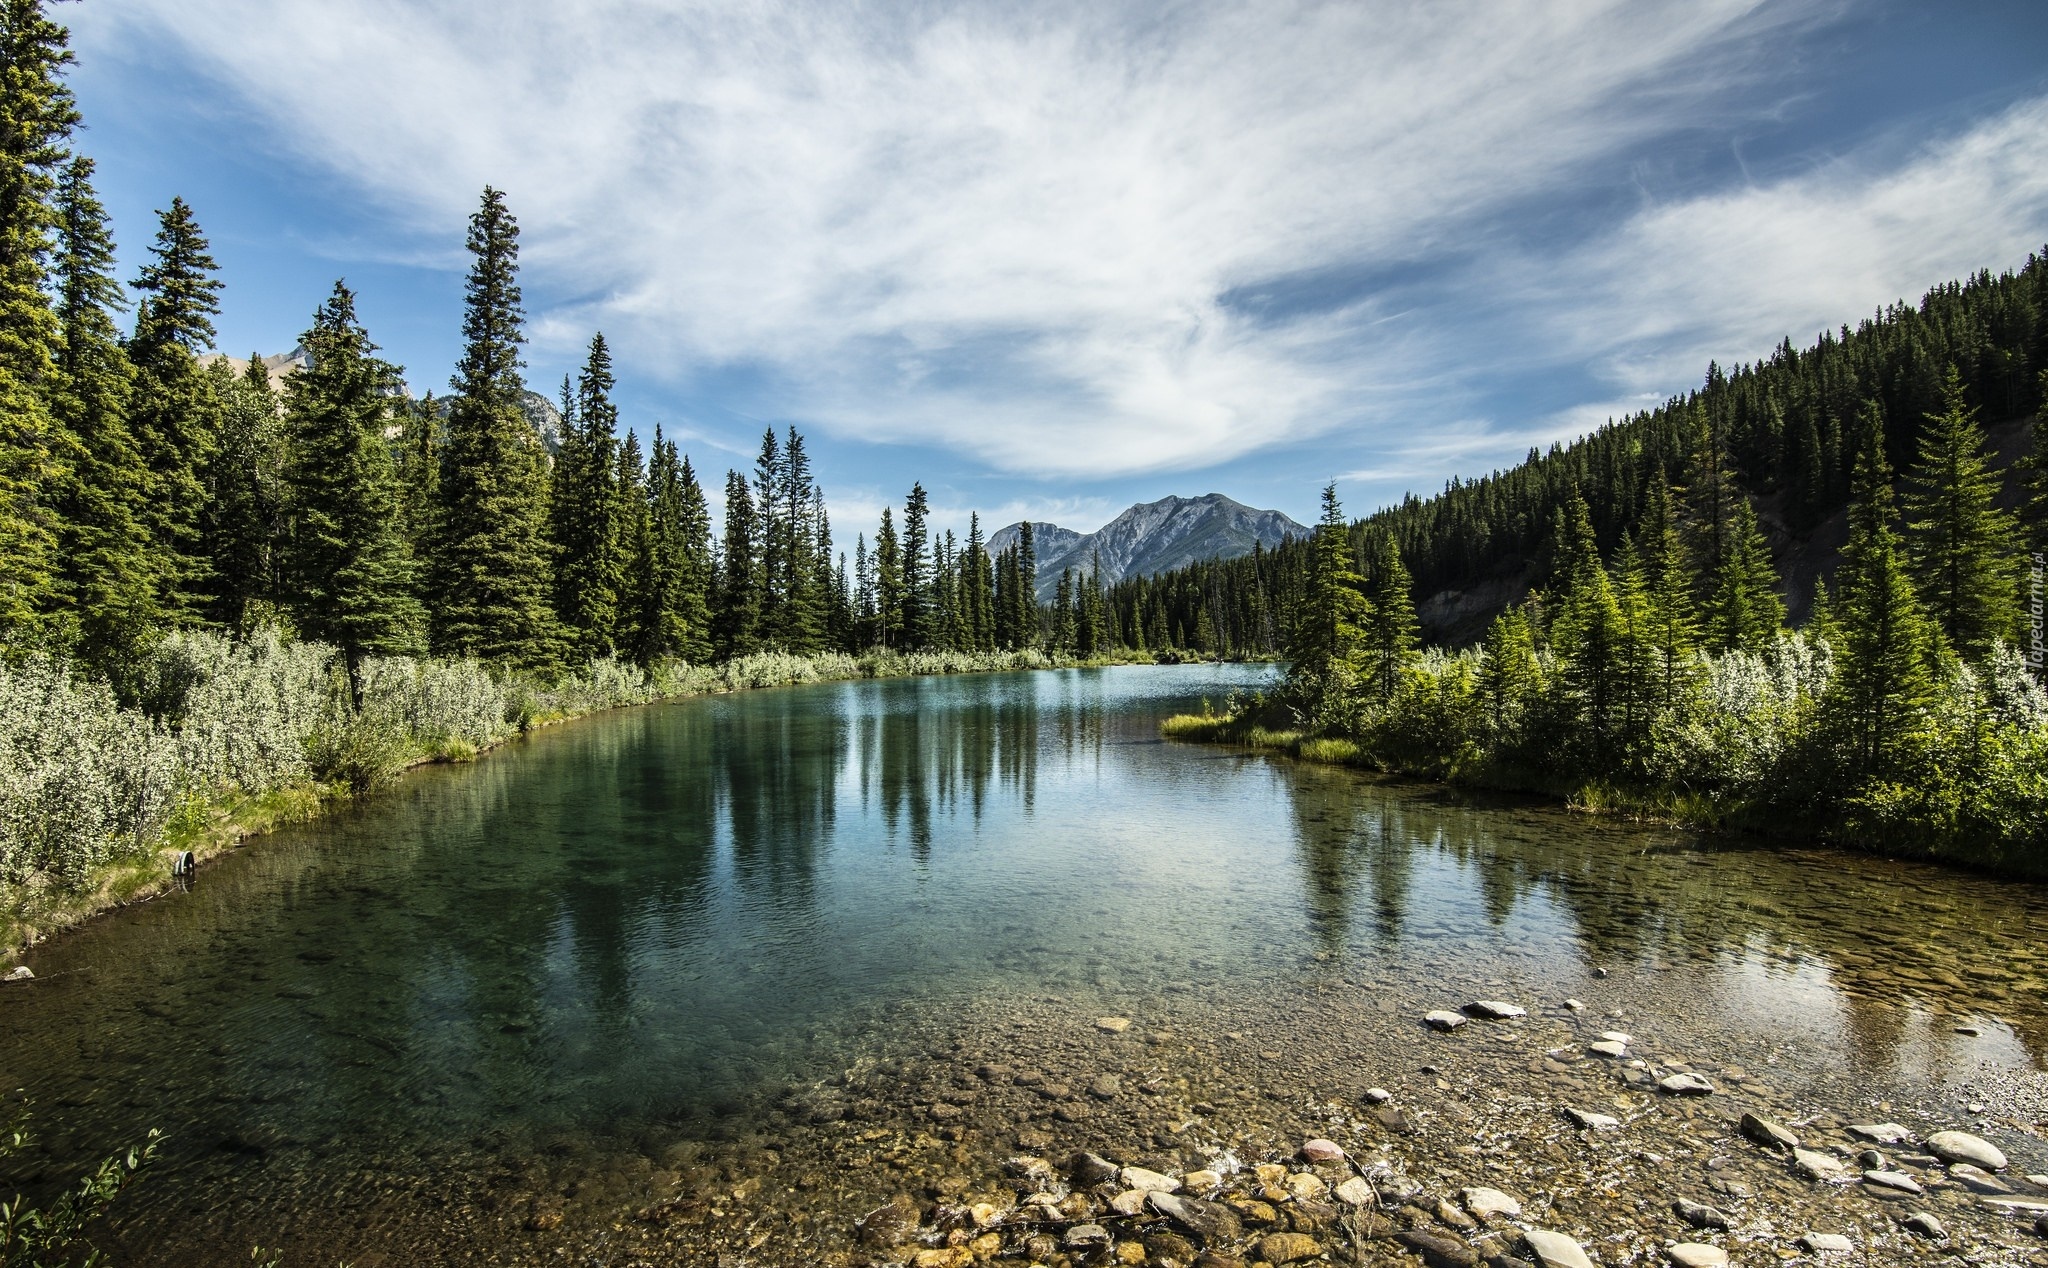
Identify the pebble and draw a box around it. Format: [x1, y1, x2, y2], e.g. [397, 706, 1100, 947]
[1522, 1228, 1597, 1268]
[1674, 1199, 1731, 1230]
[1067, 1152, 1119, 1185]
[2, 966, 30, 982]
[1565, 1108, 1621, 1131]
[1300, 1138, 1345, 1163]
[1461, 1186, 1522, 1219]
[1256, 1231, 1325, 1264]
[1793, 1148, 1848, 1181]
[1658, 1072, 1715, 1096]
[1599, 1030, 1632, 1044]
[1182, 1169, 1221, 1192]
[1363, 1087, 1393, 1104]
[1924, 1130, 2006, 1171]
[1285, 1171, 1327, 1202]
[1425, 1010, 1468, 1032]
[1398, 1229, 1479, 1268]
[1796, 1233, 1854, 1254]
[1088, 1073, 1121, 1099]
[1465, 1000, 1526, 1019]
[2035, 1213, 2048, 1239]
[1094, 1016, 1131, 1033]
[1666, 1244, 1728, 1268]
[1900, 1212, 1946, 1240]
[1110, 1189, 1150, 1215]
[1862, 1169, 1922, 1194]
[1946, 1163, 2010, 1195]
[1740, 1113, 1798, 1151]
[1065, 1223, 1111, 1249]
[1564, 998, 1585, 1011]
[1846, 1122, 1911, 1145]
[1146, 1192, 1242, 1243]
[1120, 1166, 1180, 1194]
[1333, 1177, 1374, 1205]
[1588, 1040, 1629, 1059]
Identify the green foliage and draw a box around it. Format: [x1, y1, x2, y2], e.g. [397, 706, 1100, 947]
[549, 335, 627, 656]
[205, 356, 285, 634]
[1902, 368, 2020, 658]
[1286, 483, 1371, 717]
[428, 189, 563, 671]
[0, 1098, 159, 1268]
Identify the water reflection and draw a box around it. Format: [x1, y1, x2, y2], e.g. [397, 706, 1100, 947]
[0, 665, 2044, 1260]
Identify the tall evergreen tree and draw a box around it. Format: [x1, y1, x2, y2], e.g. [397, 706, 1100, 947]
[395, 391, 440, 566]
[1477, 606, 1540, 742]
[901, 482, 931, 650]
[1361, 528, 1418, 698]
[550, 332, 626, 657]
[1636, 474, 1701, 709]
[1705, 498, 1784, 654]
[204, 354, 285, 633]
[1288, 483, 1371, 705]
[127, 197, 224, 625]
[674, 450, 714, 662]
[1824, 406, 1940, 777]
[48, 155, 152, 657]
[714, 467, 759, 657]
[1549, 496, 1630, 766]
[874, 506, 902, 649]
[1901, 367, 2019, 659]
[0, 0, 76, 637]
[429, 188, 563, 669]
[282, 282, 424, 703]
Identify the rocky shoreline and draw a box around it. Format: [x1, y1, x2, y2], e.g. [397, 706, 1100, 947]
[383, 976, 2048, 1268]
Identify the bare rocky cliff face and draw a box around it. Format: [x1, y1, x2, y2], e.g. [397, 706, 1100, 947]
[990, 494, 1307, 598]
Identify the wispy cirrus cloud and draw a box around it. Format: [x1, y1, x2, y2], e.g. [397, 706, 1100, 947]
[66, 0, 2048, 504]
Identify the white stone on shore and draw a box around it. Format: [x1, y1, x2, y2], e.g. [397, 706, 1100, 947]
[1461, 1186, 1522, 1219]
[1666, 1244, 1728, 1268]
[1522, 1228, 1596, 1268]
[1119, 1166, 1179, 1194]
[1925, 1130, 2006, 1171]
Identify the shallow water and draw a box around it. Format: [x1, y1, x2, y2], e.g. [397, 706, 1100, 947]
[1, 665, 2044, 1262]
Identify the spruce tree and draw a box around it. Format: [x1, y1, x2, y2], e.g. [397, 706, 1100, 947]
[127, 197, 223, 625]
[282, 282, 425, 703]
[1361, 528, 1418, 698]
[204, 354, 285, 632]
[714, 467, 759, 657]
[395, 391, 440, 564]
[674, 449, 714, 662]
[901, 482, 930, 649]
[48, 156, 153, 658]
[1287, 483, 1371, 708]
[1636, 475, 1700, 709]
[1548, 495, 1628, 767]
[1902, 367, 2019, 659]
[1705, 498, 1784, 654]
[428, 188, 563, 669]
[874, 506, 902, 649]
[1016, 521, 1038, 646]
[550, 332, 626, 656]
[1824, 406, 1940, 777]
[1477, 606, 1539, 741]
[0, 0, 77, 639]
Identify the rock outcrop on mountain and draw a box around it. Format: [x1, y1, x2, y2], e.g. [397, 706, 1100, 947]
[990, 494, 1307, 598]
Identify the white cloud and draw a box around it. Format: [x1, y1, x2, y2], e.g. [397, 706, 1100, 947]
[71, 0, 1858, 480]
[69, 0, 2048, 496]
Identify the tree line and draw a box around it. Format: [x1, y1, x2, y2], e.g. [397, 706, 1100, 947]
[0, 3, 1069, 690]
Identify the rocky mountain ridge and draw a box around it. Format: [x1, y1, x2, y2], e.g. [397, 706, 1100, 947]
[990, 494, 1307, 599]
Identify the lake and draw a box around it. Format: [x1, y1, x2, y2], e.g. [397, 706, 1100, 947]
[2, 665, 2043, 1264]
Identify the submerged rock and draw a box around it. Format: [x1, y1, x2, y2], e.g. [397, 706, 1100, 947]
[1398, 1229, 1479, 1268]
[1846, 1122, 1912, 1145]
[1862, 1169, 1922, 1194]
[1094, 1016, 1131, 1034]
[1461, 1186, 1522, 1220]
[1658, 1072, 1715, 1096]
[1674, 1199, 1730, 1230]
[1900, 1212, 1947, 1240]
[1120, 1165, 1180, 1194]
[1739, 1113, 1799, 1152]
[1465, 1000, 1526, 1019]
[1797, 1233, 1854, 1254]
[1300, 1138, 1345, 1163]
[1425, 1010, 1468, 1032]
[1665, 1244, 1727, 1268]
[1565, 1108, 1621, 1131]
[1256, 1232, 1325, 1264]
[1793, 1148, 1848, 1181]
[1147, 1191, 1242, 1242]
[1925, 1130, 2006, 1171]
[1522, 1228, 1597, 1268]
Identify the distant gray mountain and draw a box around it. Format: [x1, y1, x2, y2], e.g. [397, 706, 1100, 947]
[990, 494, 1307, 598]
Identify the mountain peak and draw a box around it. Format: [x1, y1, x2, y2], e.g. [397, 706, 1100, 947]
[989, 494, 1306, 597]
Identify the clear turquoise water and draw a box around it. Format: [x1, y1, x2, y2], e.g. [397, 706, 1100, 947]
[1, 665, 2043, 1260]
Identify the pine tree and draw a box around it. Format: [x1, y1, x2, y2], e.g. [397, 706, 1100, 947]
[852, 533, 875, 648]
[428, 188, 563, 669]
[48, 156, 153, 659]
[2022, 370, 2048, 561]
[1549, 495, 1629, 766]
[204, 354, 285, 633]
[750, 428, 783, 643]
[127, 197, 224, 625]
[1287, 483, 1371, 708]
[1636, 475, 1700, 709]
[1016, 521, 1038, 647]
[550, 333, 626, 657]
[395, 392, 440, 564]
[962, 513, 991, 651]
[1705, 498, 1784, 654]
[0, 0, 76, 639]
[901, 482, 930, 650]
[874, 506, 902, 649]
[1824, 406, 1940, 777]
[714, 467, 759, 657]
[1901, 367, 2019, 659]
[1477, 606, 1539, 741]
[282, 282, 424, 703]
[1361, 528, 1418, 698]
[674, 449, 714, 662]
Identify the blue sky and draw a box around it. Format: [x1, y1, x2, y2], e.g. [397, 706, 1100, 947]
[63, 0, 2048, 544]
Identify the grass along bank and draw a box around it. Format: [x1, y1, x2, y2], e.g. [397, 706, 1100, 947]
[0, 636, 1144, 958]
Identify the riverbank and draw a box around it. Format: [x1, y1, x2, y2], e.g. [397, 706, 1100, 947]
[0, 645, 1169, 958]
[115, 960, 2042, 1266]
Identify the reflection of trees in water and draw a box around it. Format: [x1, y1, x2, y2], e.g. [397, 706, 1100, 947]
[1268, 760, 2048, 1067]
[857, 677, 1047, 859]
